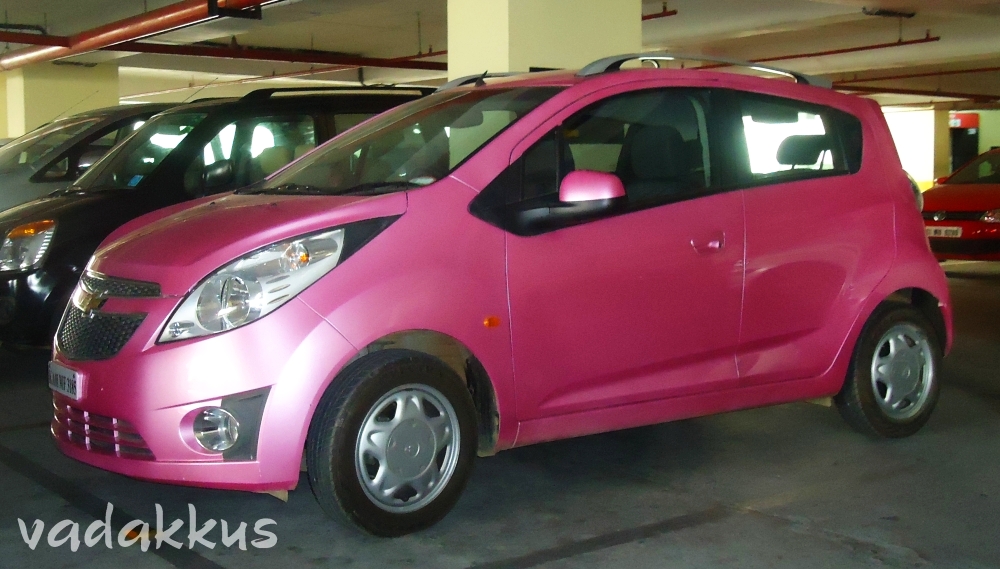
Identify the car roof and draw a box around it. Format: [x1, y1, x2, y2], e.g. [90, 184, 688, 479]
[71, 103, 177, 120]
[158, 87, 430, 115]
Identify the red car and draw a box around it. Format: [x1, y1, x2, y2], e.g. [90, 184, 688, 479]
[923, 149, 1000, 260]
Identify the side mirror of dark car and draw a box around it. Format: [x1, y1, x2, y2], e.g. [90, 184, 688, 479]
[77, 148, 108, 173]
[204, 159, 234, 190]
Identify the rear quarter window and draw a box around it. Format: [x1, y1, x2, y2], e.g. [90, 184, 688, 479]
[733, 92, 863, 186]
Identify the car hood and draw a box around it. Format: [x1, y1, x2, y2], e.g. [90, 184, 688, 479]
[921, 183, 1000, 212]
[0, 191, 111, 235]
[91, 192, 408, 296]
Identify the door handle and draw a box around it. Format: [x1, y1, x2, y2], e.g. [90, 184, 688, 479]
[691, 232, 725, 254]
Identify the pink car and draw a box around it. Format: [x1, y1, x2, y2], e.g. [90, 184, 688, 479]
[49, 53, 952, 536]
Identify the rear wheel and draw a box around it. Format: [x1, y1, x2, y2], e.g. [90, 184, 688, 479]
[835, 303, 941, 438]
[307, 349, 477, 536]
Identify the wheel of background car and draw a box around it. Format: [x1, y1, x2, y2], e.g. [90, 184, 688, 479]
[306, 349, 477, 536]
[834, 303, 941, 438]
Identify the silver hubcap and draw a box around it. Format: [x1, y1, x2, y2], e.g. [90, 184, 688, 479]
[870, 323, 935, 420]
[355, 384, 460, 513]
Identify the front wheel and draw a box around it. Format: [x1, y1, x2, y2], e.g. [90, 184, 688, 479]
[835, 303, 941, 438]
[306, 349, 477, 536]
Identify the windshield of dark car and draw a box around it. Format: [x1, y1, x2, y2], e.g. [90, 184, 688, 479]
[947, 152, 1000, 185]
[75, 112, 208, 190]
[250, 87, 562, 196]
[0, 117, 101, 172]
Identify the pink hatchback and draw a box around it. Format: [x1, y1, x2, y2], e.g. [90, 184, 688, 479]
[49, 53, 952, 536]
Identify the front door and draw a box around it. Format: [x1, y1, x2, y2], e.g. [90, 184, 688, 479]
[479, 87, 746, 423]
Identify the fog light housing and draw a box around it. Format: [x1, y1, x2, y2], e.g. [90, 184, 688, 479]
[193, 408, 240, 452]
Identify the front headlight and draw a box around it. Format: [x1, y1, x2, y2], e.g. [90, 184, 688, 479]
[982, 209, 1000, 223]
[0, 220, 57, 273]
[160, 228, 345, 343]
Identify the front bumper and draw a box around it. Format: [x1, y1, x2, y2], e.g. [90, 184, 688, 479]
[51, 296, 359, 491]
[925, 221, 1000, 260]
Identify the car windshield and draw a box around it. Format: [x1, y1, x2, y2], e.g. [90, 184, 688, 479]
[249, 87, 562, 196]
[947, 152, 1000, 185]
[75, 112, 208, 190]
[0, 116, 101, 173]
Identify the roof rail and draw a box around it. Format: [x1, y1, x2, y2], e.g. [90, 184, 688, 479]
[435, 72, 522, 92]
[241, 85, 435, 101]
[577, 52, 832, 88]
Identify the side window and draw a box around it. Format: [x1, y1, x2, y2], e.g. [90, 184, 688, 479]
[471, 88, 717, 235]
[334, 113, 374, 135]
[735, 93, 863, 185]
[244, 116, 317, 183]
[185, 115, 317, 195]
[516, 88, 714, 205]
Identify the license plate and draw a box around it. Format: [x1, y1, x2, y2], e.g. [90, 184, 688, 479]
[48, 361, 81, 400]
[926, 226, 962, 238]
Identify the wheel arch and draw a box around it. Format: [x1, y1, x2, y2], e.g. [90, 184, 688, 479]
[323, 329, 501, 457]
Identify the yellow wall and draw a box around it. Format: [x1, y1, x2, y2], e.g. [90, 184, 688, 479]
[448, 0, 641, 80]
[4, 63, 118, 137]
[978, 110, 1000, 154]
[0, 77, 7, 138]
[934, 109, 951, 180]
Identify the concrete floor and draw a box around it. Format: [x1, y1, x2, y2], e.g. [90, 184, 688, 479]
[1, 261, 998, 568]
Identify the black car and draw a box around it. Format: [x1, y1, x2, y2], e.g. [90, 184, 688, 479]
[0, 104, 173, 212]
[0, 87, 427, 347]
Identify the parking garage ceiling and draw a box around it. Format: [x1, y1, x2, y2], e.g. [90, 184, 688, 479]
[1, 0, 999, 105]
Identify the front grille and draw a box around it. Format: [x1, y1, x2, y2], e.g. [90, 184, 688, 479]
[922, 211, 986, 221]
[52, 400, 154, 460]
[929, 238, 1000, 256]
[80, 272, 161, 298]
[57, 306, 146, 361]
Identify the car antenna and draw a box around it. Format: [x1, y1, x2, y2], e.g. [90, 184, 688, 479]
[182, 77, 220, 103]
[47, 89, 99, 122]
[474, 70, 489, 87]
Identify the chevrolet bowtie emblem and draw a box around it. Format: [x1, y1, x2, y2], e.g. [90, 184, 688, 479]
[72, 286, 106, 317]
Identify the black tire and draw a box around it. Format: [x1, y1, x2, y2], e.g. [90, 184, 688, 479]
[835, 303, 941, 438]
[306, 349, 477, 536]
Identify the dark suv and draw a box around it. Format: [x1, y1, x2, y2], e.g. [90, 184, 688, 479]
[0, 87, 426, 347]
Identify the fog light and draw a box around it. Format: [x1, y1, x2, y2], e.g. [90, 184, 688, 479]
[193, 408, 239, 452]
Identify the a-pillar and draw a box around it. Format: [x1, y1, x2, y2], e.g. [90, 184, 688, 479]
[447, 0, 641, 80]
[3, 62, 119, 138]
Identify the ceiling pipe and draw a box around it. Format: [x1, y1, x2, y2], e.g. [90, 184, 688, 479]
[836, 65, 1000, 84]
[642, 3, 678, 21]
[839, 85, 998, 102]
[698, 32, 940, 69]
[120, 49, 449, 100]
[107, 41, 446, 70]
[0, 0, 274, 71]
[0, 31, 69, 47]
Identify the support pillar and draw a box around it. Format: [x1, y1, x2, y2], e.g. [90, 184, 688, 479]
[447, 0, 641, 80]
[4, 62, 118, 138]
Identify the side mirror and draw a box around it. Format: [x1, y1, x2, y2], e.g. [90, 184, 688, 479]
[934, 176, 949, 185]
[203, 159, 234, 189]
[77, 148, 108, 173]
[559, 170, 626, 203]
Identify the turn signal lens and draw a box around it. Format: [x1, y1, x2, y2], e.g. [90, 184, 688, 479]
[8, 220, 56, 239]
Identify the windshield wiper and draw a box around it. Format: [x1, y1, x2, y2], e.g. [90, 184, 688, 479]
[47, 186, 88, 197]
[337, 181, 422, 196]
[240, 183, 328, 196]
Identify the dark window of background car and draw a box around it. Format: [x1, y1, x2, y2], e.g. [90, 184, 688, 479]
[33, 117, 152, 182]
[728, 91, 863, 188]
[471, 88, 719, 235]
